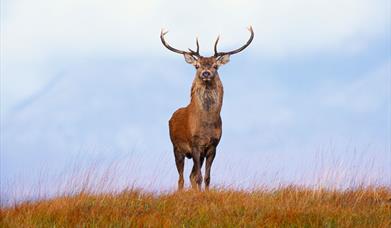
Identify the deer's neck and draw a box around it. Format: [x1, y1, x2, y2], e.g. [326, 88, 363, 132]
[190, 75, 224, 115]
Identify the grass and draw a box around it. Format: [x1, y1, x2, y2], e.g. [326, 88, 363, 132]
[2, 148, 390, 227]
[1, 186, 390, 227]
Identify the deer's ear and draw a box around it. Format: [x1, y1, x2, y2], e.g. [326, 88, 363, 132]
[217, 54, 230, 66]
[184, 54, 197, 65]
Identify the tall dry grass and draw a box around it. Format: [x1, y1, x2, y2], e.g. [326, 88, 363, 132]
[1, 146, 390, 227]
[1, 186, 390, 227]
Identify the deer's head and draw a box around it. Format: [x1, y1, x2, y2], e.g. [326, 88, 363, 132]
[161, 27, 254, 82]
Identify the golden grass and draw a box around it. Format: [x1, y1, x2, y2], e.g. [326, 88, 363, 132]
[1, 186, 390, 227]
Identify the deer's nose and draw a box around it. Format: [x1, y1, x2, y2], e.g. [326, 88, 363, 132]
[202, 71, 211, 77]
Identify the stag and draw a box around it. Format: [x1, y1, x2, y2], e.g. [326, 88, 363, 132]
[161, 27, 254, 190]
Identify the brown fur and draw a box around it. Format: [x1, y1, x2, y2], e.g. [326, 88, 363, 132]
[169, 57, 224, 190]
[161, 27, 254, 190]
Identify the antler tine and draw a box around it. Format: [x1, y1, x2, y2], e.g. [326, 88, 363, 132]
[196, 37, 199, 54]
[214, 35, 220, 57]
[187, 37, 201, 57]
[214, 26, 254, 57]
[161, 29, 196, 56]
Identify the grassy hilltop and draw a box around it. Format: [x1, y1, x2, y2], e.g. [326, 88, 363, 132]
[1, 186, 390, 227]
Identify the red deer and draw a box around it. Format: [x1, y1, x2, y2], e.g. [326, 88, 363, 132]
[160, 27, 254, 190]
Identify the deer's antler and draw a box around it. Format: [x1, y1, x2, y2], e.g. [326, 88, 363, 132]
[214, 26, 254, 57]
[160, 30, 201, 57]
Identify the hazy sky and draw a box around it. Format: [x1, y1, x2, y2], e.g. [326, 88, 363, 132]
[1, 0, 390, 200]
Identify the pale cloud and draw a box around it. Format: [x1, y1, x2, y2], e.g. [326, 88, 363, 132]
[1, 0, 389, 110]
[3, 0, 389, 57]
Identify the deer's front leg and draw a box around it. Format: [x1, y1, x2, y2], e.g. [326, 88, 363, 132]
[204, 146, 216, 190]
[190, 146, 203, 190]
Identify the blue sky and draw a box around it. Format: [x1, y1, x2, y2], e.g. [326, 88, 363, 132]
[1, 0, 390, 200]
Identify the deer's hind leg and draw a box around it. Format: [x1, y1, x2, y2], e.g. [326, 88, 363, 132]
[174, 147, 185, 191]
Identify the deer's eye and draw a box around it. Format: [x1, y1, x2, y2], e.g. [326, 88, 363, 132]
[213, 65, 218, 69]
[195, 64, 200, 69]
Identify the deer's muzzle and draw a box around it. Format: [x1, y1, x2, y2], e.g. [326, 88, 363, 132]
[201, 70, 213, 81]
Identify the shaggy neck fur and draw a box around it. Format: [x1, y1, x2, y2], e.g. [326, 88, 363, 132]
[190, 75, 224, 114]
